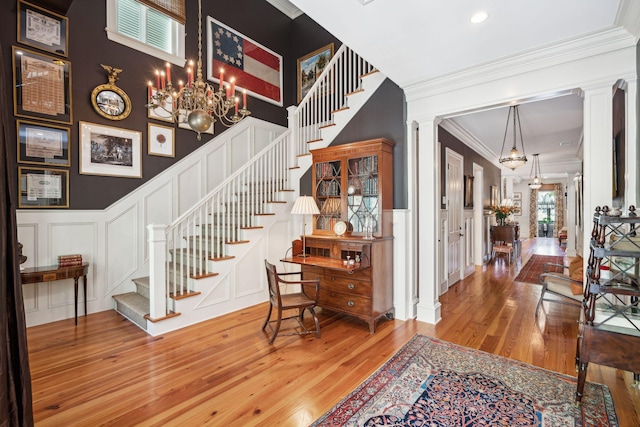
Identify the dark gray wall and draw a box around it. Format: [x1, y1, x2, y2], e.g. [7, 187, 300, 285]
[2, 0, 408, 210]
[438, 126, 501, 209]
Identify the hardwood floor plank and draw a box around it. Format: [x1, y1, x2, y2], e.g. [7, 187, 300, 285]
[27, 238, 640, 426]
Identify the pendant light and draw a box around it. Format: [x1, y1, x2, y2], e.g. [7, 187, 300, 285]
[528, 153, 542, 189]
[498, 105, 528, 170]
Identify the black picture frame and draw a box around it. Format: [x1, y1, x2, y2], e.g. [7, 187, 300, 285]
[18, 166, 69, 208]
[17, 120, 70, 166]
[17, 0, 69, 57]
[12, 46, 72, 124]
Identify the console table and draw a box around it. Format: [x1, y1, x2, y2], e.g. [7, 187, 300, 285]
[20, 263, 89, 325]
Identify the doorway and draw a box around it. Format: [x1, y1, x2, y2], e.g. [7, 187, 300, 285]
[537, 190, 556, 237]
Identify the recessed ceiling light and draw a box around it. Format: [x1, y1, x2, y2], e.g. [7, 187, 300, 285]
[470, 11, 488, 24]
[559, 141, 572, 146]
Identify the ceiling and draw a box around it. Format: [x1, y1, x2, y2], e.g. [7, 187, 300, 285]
[281, 0, 640, 180]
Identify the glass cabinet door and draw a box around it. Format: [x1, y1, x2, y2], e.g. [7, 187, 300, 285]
[315, 160, 342, 231]
[347, 155, 379, 234]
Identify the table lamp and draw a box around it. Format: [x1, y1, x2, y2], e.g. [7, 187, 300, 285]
[291, 196, 320, 257]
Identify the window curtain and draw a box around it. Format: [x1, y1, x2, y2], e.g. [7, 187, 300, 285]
[529, 188, 538, 237]
[553, 183, 564, 238]
[138, 0, 186, 24]
[0, 41, 33, 426]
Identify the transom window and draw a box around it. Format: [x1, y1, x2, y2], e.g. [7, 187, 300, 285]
[106, 0, 185, 65]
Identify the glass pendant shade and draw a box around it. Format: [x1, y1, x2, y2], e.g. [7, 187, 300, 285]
[498, 105, 528, 170]
[528, 153, 543, 190]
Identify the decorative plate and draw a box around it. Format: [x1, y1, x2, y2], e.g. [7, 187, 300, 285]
[333, 220, 347, 236]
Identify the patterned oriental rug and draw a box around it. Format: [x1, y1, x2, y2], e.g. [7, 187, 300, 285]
[514, 254, 565, 284]
[311, 335, 618, 426]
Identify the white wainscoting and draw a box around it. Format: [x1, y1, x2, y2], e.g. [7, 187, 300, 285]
[17, 118, 286, 327]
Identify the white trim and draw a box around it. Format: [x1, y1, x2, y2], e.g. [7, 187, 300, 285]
[265, 0, 303, 19]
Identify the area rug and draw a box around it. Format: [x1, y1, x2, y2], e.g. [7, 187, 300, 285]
[311, 335, 617, 426]
[514, 254, 565, 284]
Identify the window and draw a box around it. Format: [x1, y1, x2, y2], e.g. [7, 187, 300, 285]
[106, 0, 185, 65]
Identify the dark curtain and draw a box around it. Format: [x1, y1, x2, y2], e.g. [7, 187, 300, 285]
[0, 43, 34, 425]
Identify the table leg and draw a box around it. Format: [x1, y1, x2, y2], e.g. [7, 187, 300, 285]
[83, 274, 87, 317]
[74, 277, 79, 325]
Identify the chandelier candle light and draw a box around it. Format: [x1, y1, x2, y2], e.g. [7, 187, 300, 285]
[146, 0, 250, 140]
[498, 105, 527, 170]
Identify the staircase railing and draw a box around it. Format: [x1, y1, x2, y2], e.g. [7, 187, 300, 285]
[149, 44, 377, 319]
[291, 44, 377, 158]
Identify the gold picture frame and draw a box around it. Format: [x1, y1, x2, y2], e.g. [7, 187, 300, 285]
[17, 0, 69, 57]
[297, 43, 334, 103]
[17, 120, 70, 167]
[18, 166, 69, 208]
[12, 46, 72, 124]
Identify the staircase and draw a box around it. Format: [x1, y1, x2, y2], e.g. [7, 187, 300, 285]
[113, 45, 387, 334]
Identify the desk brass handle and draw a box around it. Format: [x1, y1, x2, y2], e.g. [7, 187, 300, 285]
[347, 300, 355, 307]
[347, 283, 355, 290]
[43, 273, 57, 281]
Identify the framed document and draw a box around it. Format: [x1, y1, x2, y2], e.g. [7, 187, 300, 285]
[17, 0, 69, 57]
[12, 46, 72, 124]
[17, 120, 70, 166]
[18, 166, 69, 208]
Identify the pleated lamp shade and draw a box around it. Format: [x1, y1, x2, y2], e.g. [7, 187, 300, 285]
[291, 196, 320, 215]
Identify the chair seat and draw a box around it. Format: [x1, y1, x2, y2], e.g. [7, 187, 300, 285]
[544, 274, 583, 301]
[280, 292, 316, 308]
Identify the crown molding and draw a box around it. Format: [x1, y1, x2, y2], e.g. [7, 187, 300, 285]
[265, 0, 303, 19]
[405, 27, 636, 102]
[615, 0, 640, 41]
[439, 119, 502, 170]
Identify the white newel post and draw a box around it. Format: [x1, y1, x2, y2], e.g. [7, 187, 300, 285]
[148, 224, 167, 320]
[287, 105, 298, 163]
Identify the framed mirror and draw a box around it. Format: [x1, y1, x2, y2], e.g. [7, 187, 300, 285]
[91, 84, 131, 120]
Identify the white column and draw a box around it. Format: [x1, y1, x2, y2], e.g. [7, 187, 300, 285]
[416, 118, 442, 324]
[148, 224, 167, 320]
[582, 84, 614, 253]
[286, 105, 298, 165]
[566, 176, 578, 257]
[625, 78, 638, 209]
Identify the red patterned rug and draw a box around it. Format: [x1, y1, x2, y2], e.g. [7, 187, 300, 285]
[514, 254, 565, 284]
[311, 335, 617, 426]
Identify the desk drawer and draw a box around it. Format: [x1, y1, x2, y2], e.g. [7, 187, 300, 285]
[302, 265, 371, 280]
[316, 274, 371, 297]
[320, 292, 372, 317]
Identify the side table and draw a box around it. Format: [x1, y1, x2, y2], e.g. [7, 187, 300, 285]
[20, 263, 90, 325]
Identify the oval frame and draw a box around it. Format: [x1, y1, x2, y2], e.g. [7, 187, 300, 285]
[91, 84, 131, 120]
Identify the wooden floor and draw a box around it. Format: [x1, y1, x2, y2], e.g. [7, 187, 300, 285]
[27, 238, 640, 426]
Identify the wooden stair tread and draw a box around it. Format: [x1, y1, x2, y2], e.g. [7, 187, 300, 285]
[170, 290, 201, 300]
[211, 255, 235, 262]
[345, 88, 364, 97]
[145, 311, 180, 323]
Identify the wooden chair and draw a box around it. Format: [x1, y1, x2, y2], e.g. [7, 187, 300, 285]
[491, 225, 516, 264]
[262, 260, 321, 344]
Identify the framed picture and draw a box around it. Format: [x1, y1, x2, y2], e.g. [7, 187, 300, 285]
[464, 175, 474, 208]
[207, 16, 283, 106]
[490, 185, 498, 207]
[12, 46, 72, 124]
[513, 200, 522, 215]
[79, 122, 142, 178]
[18, 166, 69, 208]
[17, 120, 70, 166]
[297, 43, 334, 103]
[148, 123, 175, 157]
[513, 192, 522, 201]
[17, 0, 69, 57]
[148, 88, 174, 122]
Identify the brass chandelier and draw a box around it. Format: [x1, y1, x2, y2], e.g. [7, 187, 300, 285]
[146, 0, 250, 140]
[498, 105, 527, 170]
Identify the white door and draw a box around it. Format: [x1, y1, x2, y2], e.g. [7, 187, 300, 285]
[445, 148, 463, 287]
